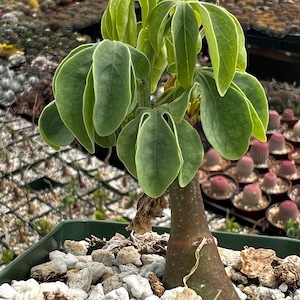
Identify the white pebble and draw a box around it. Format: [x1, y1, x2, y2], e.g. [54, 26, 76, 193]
[0, 283, 17, 299]
[68, 268, 93, 292]
[103, 286, 130, 299]
[122, 274, 152, 299]
[92, 248, 116, 266]
[87, 283, 105, 300]
[40, 281, 69, 294]
[12, 278, 43, 300]
[49, 250, 78, 268]
[116, 246, 142, 266]
[66, 287, 88, 300]
[278, 282, 288, 293]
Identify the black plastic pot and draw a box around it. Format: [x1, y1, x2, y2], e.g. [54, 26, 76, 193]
[0, 220, 300, 284]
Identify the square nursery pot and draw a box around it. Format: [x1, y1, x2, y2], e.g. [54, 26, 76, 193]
[0, 220, 300, 284]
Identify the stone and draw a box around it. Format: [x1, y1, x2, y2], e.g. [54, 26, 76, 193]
[0, 283, 17, 299]
[140, 258, 165, 278]
[30, 258, 67, 281]
[63, 239, 88, 256]
[103, 286, 130, 300]
[68, 268, 93, 292]
[161, 287, 202, 300]
[116, 246, 142, 266]
[87, 283, 105, 300]
[49, 250, 78, 268]
[85, 262, 113, 283]
[92, 248, 116, 266]
[122, 274, 153, 299]
[66, 287, 88, 300]
[218, 247, 242, 269]
[12, 278, 43, 300]
[102, 274, 126, 295]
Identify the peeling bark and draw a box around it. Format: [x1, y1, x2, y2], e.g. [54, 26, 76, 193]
[163, 175, 240, 300]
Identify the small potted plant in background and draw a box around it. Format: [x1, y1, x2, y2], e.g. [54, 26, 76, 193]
[38, 0, 268, 298]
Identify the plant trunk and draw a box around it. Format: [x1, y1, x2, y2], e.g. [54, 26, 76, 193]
[163, 175, 240, 300]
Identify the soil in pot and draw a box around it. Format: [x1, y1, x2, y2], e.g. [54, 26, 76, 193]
[283, 119, 300, 149]
[268, 160, 300, 184]
[287, 184, 300, 208]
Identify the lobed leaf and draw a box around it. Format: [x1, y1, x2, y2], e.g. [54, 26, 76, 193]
[135, 109, 181, 197]
[92, 40, 132, 136]
[38, 101, 74, 150]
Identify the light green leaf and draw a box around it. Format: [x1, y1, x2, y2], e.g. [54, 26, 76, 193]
[117, 116, 142, 178]
[193, 2, 238, 96]
[54, 44, 97, 153]
[82, 67, 95, 153]
[92, 40, 132, 136]
[126, 0, 137, 46]
[151, 45, 167, 93]
[38, 101, 75, 150]
[233, 71, 269, 131]
[176, 119, 204, 187]
[101, 5, 116, 40]
[116, 0, 133, 41]
[172, 2, 198, 89]
[198, 70, 253, 160]
[138, 0, 156, 27]
[135, 110, 181, 197]
[127, 45, 150, 79]
[53, 43, 95, 95]
[148, 1, 176, 56]
[229, 12, 247, 72]
[169, 88, 190, 123]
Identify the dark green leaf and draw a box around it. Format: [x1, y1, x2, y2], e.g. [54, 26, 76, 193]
[127, 45, 150, 79]
[95, 132, 116, 148]
[198, 70, 253, 159]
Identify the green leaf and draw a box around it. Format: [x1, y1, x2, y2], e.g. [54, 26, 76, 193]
[126, 0, 137, 46]
[38, 101, 74, 150]
[117, 116, 142, 178]
[151, 46, 167, 93]
[53, 43, 95, 95]
[169, 88, 190, 123]
[135, 110, 181, 197]
[176, 119, 204, 187]
[92, 40, 132, 136]
[228, 12, 247, 72]
[54, 44, 97, 153]
[127, 45, 150, 79]
[95, 132, 116, 148]
[138, 0, 156, 27]
[198, 70, 253, 160]
[148, 1, 176, 56]
[233, 72, 269, 131]
[172, 2, 198, 89]
[193, 2, 238, 96]
[82, 67, 95, 153]
[101, 6, 115, 40]
[116, 0, 133, 41]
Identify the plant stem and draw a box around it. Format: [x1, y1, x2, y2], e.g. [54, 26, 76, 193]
[163, 175, 240, 300]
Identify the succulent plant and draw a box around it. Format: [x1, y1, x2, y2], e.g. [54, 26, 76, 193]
[278, 200, 299, 222]
[204, 148, 222, 167]
[242, 183, 262, 207]
[278, 160, 296, 177]
[268, 132, 286, 152]
[282, 108, 295, 120]
[236, 155, 254, 177]
[267, 110, 281, 131]
[210, 175, 229, 195]
[249, 140, 269, 164]
[262, 172, 277, 189]
[293, 120, 300, 137]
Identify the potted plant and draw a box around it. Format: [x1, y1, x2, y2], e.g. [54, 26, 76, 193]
[38, 0, 269, 298]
